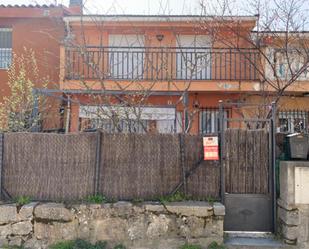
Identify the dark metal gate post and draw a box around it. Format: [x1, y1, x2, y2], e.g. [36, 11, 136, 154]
[218, 100, 225, 204]
[271, 101, 277, 234]
[94, 131, 102, 195]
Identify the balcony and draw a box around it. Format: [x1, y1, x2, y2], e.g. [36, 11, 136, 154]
[64, 46, 260, 81]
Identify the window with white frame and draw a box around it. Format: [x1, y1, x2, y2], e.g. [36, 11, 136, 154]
[199, 108, 228, 134]
[88, 118, 149, 133]
[79, 105, 180, 134]
[278, 110, 309, 133]
[0, 28, 12, 69]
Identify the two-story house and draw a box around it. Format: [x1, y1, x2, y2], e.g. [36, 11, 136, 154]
[1, 0, 308, 134]
[60, 14, 260, 133]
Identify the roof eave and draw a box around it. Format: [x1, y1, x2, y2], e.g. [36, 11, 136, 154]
[63, 15, 258, 23]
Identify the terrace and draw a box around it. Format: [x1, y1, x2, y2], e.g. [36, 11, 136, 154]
[63, 46, 260, 82]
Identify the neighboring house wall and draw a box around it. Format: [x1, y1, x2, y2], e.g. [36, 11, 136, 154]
[0, 5, 74, 130]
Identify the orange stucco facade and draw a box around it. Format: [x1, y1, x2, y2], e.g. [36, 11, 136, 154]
[60, 16, 309, 133]
[1, 5, 308, 134]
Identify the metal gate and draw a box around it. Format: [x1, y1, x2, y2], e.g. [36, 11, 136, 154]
[218, 102, 276, 232]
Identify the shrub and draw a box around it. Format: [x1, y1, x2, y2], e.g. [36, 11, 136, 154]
[208, 241, 226, 249]
[49, 241, 74, 249]
[113, 245, 126, 249]
[49, 239, 107, 249]
[95, 241, 108, 249]
[159, 191, 188, 203]
[15, 196, 31, 206]
[206, 196, 216, 204]
[85, 194, 107, 204]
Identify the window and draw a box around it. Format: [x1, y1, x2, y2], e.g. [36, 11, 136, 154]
[278, 111, 309, 133]
[79, 105, 179, 133]
[176, 35, 212, 80]
[199, 108, 228, 134]
[88, 118, 149, 133]
[274, 49, 309, 80]
[0, 28, 12, 69]
[108, 35, 145, 79]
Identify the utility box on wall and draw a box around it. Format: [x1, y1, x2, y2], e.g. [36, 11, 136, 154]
[295, 167, 309, 204]
[286, 133, 309, 160]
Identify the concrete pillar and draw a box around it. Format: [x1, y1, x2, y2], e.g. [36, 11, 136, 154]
[278, 161, 309, 247]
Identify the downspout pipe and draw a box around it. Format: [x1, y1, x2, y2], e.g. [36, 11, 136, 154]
[65, 95, 71, 134]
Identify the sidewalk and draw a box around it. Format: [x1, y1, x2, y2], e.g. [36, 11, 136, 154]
[224, 233, 296, 249]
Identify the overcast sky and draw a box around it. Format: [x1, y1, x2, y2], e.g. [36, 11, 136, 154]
[0, 0, 204, 14]
[1, 0, 309, 29]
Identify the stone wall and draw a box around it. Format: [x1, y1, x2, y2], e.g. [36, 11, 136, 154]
[0, 201, 225, 249]
[278, 161, 309, 248]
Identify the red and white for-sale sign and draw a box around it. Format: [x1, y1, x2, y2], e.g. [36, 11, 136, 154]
[203, 136, 219, 161]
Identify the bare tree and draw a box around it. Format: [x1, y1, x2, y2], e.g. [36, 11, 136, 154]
[60, 0, 309, 134]
[62, 13, 207, 134]
[199, 0, 309, 121]
[0, 48, 50, 132]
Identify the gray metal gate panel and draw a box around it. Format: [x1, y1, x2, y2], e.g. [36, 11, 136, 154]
[219, 101, 277, 233]
[224, 194, 273, 232]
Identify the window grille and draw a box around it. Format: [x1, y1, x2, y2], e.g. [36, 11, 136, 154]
[0, 28, 12, 69]
[199, 108, 229, 134]
[278, 110, 309, 133]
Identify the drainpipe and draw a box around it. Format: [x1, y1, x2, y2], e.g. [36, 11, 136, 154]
[65, 96, 71, 134]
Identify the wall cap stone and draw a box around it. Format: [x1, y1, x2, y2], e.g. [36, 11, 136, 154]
[213, 202, 225, 216]
[165, 201, 213, 217]
[143, 202, 166, 213]
[34, 203, 73, 222]
[113, 201, 132, 208]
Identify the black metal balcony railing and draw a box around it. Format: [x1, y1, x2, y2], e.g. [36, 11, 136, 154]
[65, 46, 260, 81]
